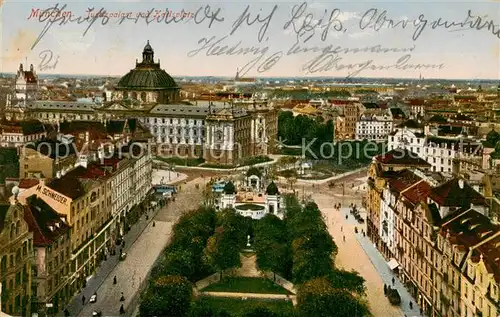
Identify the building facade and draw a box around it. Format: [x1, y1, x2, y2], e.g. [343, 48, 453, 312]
[0, 202, 34, 316]
[355, 110, 394, 141]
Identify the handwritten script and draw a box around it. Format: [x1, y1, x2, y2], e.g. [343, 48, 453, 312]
[29, 2, 499, 77]
[38, 49, 59, 71]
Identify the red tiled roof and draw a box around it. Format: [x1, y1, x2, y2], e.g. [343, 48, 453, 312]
[23, 196, 70, 247]
[401, 180, 431, 205]
[375, 148, 431, 167]
[429, 178, 485, 207]
[18, 179, 40, 189]
[440, 209, 497, 255]
[387, 170, 422, 193]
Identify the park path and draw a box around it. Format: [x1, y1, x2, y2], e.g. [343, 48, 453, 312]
[235, 254, 260, 277]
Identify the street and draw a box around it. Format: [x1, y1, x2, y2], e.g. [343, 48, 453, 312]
[67, 177, 205, 317]
[307, 172, 420, 317]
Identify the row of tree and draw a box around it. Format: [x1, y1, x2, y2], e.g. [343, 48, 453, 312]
[139, 207, 255, 317]
[254, 195, 371, 317]
[278, 112, 334, 146]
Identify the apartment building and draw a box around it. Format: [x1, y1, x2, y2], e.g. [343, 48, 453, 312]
[0, 202, 34, 316]
[388, 124, 482, 174]
[367, 155, 500, 317]
[24, 195, 71, 315]
[11, 141, 152, 313]
[20, 137, 77, 179]
[366, 148, 431, 249]
[0, 119, 47, 147]
[355, 109, 394, 141]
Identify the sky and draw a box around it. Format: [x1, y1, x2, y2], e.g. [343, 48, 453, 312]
[0, 0, 499, 79]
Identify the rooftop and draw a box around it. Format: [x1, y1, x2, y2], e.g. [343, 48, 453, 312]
[429, 178, 485, 207]
[375, 148, 431, 167]
[24, 195, 70, 246]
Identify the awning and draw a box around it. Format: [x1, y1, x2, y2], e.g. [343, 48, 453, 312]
[387, 258, 399, 270]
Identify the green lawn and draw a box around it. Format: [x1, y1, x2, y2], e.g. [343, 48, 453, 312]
[197, 296, 294, 316]
[201, 277, 291, 294]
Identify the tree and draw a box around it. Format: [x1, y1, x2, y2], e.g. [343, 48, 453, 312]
[204, 227, 241, 276]
[254, 215, 290, 278]
[329, 269, 366, 296]
[297, 277, 370, 317]
[140, 275, 192, 317]
[243, 306, 278, 317]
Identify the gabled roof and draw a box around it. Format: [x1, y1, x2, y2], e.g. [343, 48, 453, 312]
[387, 170, 421, 193]
[429, 178, 485, 207]
[440, 208, 496, 251]
[375, 148, 431, 167]
[401, 180, 431, 206]
[46, 173, 86, 200]
[24, 195, 70, 247]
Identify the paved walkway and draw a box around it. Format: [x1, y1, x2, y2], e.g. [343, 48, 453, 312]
[312, 192, 402, 317]
[235, 254, 260, 277]
[67, 178, 205, 317]
[201, 291, 296, 302]
[61, 203, 163, 317]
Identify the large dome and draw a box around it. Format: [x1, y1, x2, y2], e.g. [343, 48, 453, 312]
[116, 68, 178, 90]
[116, 41, 179, 91]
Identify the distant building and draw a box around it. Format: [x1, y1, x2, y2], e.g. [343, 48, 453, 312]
[334, 103, 362, 141]
[0, 119, 47, 147]
[355, 109, 393, 141]
[388, 120, 482, 174]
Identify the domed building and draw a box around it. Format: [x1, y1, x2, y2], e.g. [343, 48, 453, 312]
[111, 41, 180, 107]
[218, 172, 284, 219]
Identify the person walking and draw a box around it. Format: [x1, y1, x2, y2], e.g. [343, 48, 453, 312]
[82, 295, 86, 305]
[113, 276, 117, 285]
[120, 292, 125, 301]
[392, 277, 395, 286]
[119, 304, 125, 314]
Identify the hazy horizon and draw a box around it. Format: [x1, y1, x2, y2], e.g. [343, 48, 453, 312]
[1, 0, 499, 79]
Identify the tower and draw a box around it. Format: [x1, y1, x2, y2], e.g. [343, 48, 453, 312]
[142, 40, 154, 64]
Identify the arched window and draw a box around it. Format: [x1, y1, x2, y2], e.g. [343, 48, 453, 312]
[1, 256, 6, 273]
[123, 91, 128, 99]
[141, 92, 146, 102]
[10, 223, 15, 239]
[131, 92, 137, 100]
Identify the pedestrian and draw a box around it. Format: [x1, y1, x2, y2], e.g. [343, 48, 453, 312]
[82, 295, 86, 305]
[392, 277, 395, 285]
[122, 240, 125, 248]
[410, 302, 413, 309]
[113, 276, 117, 285]
[383, 284, 387, 295]
[119, 304, 125, 314]
[120, 292, 125, 301]
[153, 221, 156, 227]
[345, 214, 348, 220]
